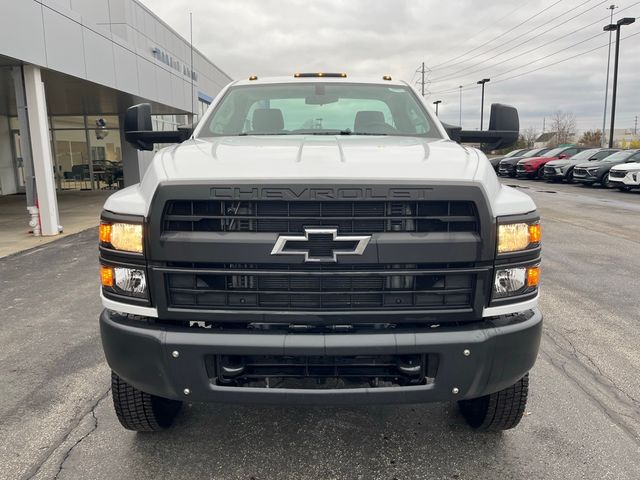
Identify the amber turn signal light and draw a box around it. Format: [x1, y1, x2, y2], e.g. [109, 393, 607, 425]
[100, 265, 114, 288]
[527, 266, 540, 288]
[528, 223, 541, 244]
[99, 223, 112, 243]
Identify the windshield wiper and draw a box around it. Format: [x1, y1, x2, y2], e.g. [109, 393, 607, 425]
[300, 130, 389, 136]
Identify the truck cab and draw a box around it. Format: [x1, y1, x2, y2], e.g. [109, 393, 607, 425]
[99, 74, 542, 432]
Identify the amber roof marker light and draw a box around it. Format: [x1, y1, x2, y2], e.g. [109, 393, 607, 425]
[382, 75, 392, 81]
[248, 75, 258, 81]
[293, 73, 348, 78]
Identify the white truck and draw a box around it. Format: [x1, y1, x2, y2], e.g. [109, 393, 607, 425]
[98, 73, 542, 432]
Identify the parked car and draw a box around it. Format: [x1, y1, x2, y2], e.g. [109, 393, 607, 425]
[573, 149, 640, 187]
[543, 148, 619, 183]
[608, 157, 640, 191]
[498, 147, 550, 177]
[489, 148, 530, 172]
[516, 146, 589, 180]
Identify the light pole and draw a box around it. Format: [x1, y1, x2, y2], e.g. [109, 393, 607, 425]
[604, 17, 636, 148]
[601, 5, 618, 147]
[477, 78, 490, 130]
[459, 86, 462, 126]
[433, 100, 442, 116]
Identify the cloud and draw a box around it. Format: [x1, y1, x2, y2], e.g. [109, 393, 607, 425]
[142, 0, 640, 134]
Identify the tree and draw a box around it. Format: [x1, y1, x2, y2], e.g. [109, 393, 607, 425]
[549, 111, 576, 145]
[522, 127, 538, 148]
[578, 130, 602, 147]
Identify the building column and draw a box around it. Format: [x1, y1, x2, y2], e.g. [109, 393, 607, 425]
[10, 67, 36, 205]
[22, 65, 60, 236]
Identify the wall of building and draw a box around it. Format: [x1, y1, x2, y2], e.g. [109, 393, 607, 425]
[0, 0, 231, 115]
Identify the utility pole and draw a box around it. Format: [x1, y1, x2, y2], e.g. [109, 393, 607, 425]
[604, 17, 636, 148]
[414, 62, 431, 97]
[601, 4, 618, 147]
[635, 115, 638, 135]
[477, 78, 490, 130]
[459, 86, 462, 127]
[542, 117, 546, 133]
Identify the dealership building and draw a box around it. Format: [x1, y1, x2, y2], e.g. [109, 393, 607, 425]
[0, 0, 231, 235]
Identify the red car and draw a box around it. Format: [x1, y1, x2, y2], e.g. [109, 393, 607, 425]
[515, 146, 588, 179]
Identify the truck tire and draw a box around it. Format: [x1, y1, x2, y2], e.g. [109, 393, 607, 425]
[458, 374, 529, 431]
[111, 371, 182, 431]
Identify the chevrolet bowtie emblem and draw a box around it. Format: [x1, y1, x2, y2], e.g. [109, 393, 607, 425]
[271, 228, 371, 262]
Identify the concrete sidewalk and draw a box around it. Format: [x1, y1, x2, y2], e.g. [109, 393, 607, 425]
[0, 190, 112, 258]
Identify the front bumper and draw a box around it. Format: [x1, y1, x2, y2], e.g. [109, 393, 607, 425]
[544, 168, 565, 180]
[498, 165, 516, 176]
[100, 308, 543, 405]
[619, 172, 640, 186]
[516, 167, 535, 178]
[573, 174, 595, 184]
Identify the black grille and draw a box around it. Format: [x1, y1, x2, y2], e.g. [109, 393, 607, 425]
[164, 263, 476, 311]
[162, 200, 479, 234]
[573, 168, 588, 176]
[609, 170, 625, 178]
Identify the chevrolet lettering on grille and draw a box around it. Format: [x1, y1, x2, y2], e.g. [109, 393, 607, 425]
[270, 228, 371, 262]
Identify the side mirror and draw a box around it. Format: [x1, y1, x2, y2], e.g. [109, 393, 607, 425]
[558, 154, 568, 159]
[124, 103, 192, 151]
[448, 104, 519, 151]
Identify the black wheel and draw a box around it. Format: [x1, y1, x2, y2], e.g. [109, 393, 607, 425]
[458, 374, 529, 431]
[566, 169, 574, 183]
[536, 168, 545, 180]
[111, 371, 182, 431]
[601, 172, 611, 188]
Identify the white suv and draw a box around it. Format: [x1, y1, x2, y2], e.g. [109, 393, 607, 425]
[609, 160, 640, 191]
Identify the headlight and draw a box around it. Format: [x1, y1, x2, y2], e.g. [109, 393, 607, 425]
[101, 265, 148, 298]
[99, 222, 143, 253]
[497, 223, 541, 253]
[493, 266, 540, 299]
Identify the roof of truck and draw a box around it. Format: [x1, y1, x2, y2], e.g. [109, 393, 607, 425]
[232, 74, 408, 87]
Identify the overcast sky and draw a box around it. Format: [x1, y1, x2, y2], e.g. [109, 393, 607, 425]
[142, 0, 640, 135]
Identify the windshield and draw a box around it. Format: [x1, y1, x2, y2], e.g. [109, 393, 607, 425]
[591, 150, 617, 160]
[602, 150, 637, 162]
[569, 149, 600, 161]
[543, 147, 565, 157]
[505, 149, 526, 158]
[521, 148, 550, 158]
[198, 83, 440, 138]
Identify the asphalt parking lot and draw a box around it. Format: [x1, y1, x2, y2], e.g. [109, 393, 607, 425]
[1, 178, 639, 480]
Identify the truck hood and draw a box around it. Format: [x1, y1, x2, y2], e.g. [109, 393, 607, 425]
[104, 135, 537, 219]
[157, 136, 479, 182]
